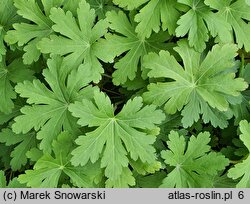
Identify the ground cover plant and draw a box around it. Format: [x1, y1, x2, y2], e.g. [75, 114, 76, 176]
[1, 0, 250, 188]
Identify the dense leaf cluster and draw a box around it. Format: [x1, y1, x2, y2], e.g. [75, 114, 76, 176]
[1, 0, 250, 188]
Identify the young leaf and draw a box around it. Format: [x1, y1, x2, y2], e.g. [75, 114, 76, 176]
[12, 56, 96, 152]
[4, 0, 53, 64]
[160, 131, 229, 187]
[205, 0, 250, 51]
[143, 41, 248, 128]
[96, 10, 173, 85]
[38, 0, 108, 82]
[176, 0, 232, 52]
[18, 132, 102, 187]
[228, 120, 250, 187]
[69, 91, 165, 187]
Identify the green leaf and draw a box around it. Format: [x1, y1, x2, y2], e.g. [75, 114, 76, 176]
[228, 120, 250, 187]
[4, 0, 53, 64]
[0, 0, 250, 190]
[12, 56, 96, 152]
[205, 0, 250, 51]
[0, 128, 37, 170]
[0, 0, 21, 61]
[176, 0, 232, 52]
[18, 131, 102, 187]
[212, 174, 237, 188]
[0, 171, 6, 187]
[69, 91, 165, 187]
[26, 147, 43, 162]
[87, 0, 118, 19]
[96, 10, 173, 85]
[112, 0, 148, 10]
[232, 91, 250, 124]
[160, 131, 229, 187]
[0, 58, 34, 114]
[37, 0, 108, 82]
[0, 106, 20, 125]
[134, 0, 180, 38]
[143, 40, 248, 127]
[40, 0, 65, 15]
[0, 28, 5, 62]
[136, 171, 167, 188]
[0, 171, 25, 187]
[232, 64, 250, 124]
[105, 167, 135, 188]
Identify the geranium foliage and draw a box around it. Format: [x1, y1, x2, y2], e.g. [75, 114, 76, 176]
[0, 0, 250, 188]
